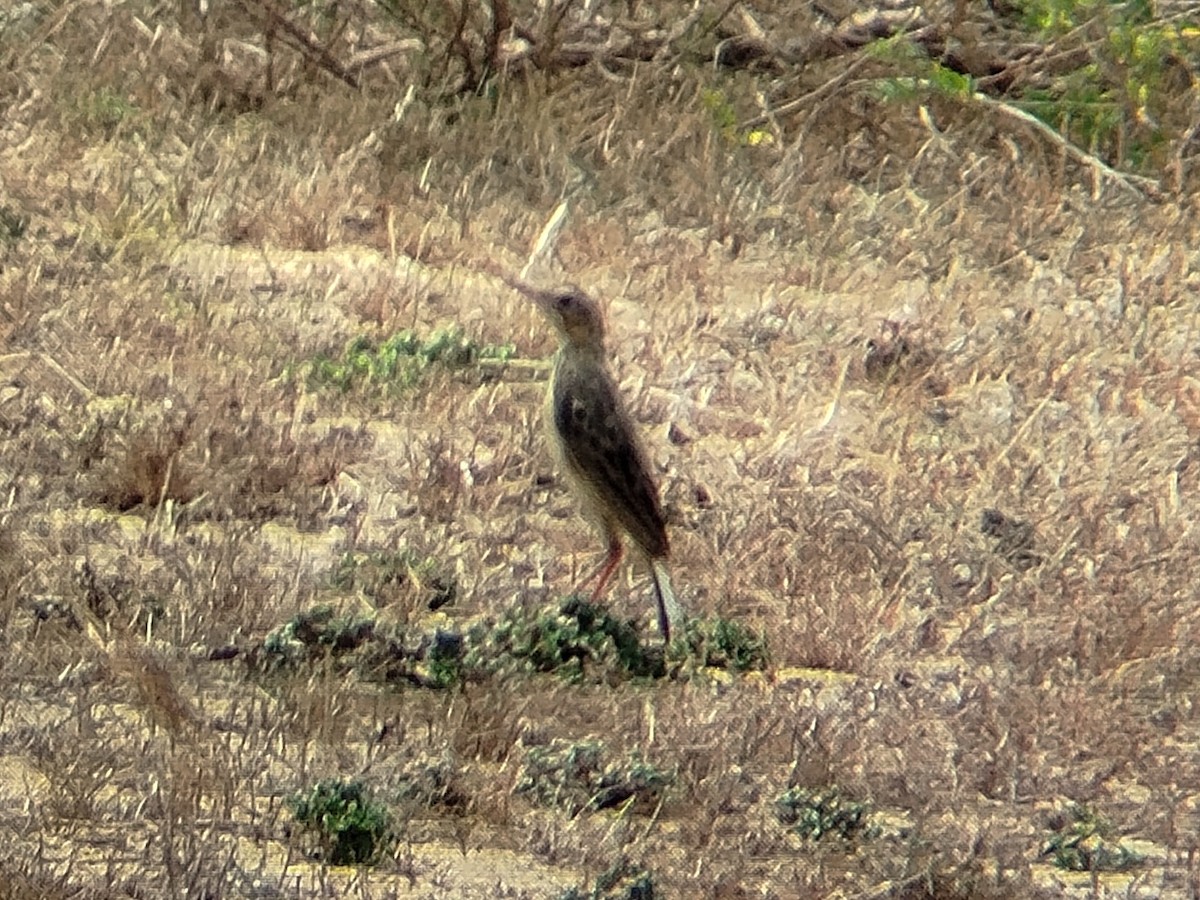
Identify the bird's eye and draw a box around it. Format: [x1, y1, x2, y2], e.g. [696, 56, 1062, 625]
[556, 295, 574, 310]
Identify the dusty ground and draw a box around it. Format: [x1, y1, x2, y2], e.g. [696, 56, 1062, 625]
[2, 2, 1200, 898]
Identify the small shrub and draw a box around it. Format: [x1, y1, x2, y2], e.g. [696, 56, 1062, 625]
[706, 616, 769, 671]
[297, 328, 514, 395]
[466, 596, 665, 681]
[288, 778, 393, 865]
[254, 605, 467, 688]
[262, 605, 375, 665]
[867, 7, 1187, 172]
[774, 786, 880, 842]
[1042, 805, 1145, 872]
[676, 616, 769, 672]
[72, 86, 138, 139]
[423, 628, 465, 687]
[518, 739, 673, 815]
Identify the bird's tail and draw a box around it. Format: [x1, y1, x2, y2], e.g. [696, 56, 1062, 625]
[650, 560, 686, 642]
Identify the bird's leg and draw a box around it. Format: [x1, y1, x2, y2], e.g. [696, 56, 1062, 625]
[589, 536, 624, 600]
[573, 534, 623, 599]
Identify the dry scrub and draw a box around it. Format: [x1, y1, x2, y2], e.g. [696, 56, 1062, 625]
[1, 2, 1199, 898]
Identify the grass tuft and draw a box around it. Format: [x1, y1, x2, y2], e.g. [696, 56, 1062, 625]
[330, 548, 457, 611]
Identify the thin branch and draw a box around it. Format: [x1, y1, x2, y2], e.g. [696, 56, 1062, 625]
[345, 39, 424, 71]
[446, 0, 479, 91]
[486, 0, 512, 74]
[971, 91, 1161, 199]
[244, 0, 360, 89]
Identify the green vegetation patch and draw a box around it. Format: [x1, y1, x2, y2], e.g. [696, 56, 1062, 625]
[701, 87, 773, 147]
[262, 604, 376, 662]
[253, 599, 769, 689]
[1042, 805, 1146, 872]
[0, 205, 28, 249]
[676, 615, 769, 673]
[297, 328, 514, 395]
[288, 778, 394, 865]
[774, 786, 880, 842]
[465, 595, 666, 681]
[518, 739, 673, 816]
[69, 85, 140, 140]
[867, 3, 1188, 172]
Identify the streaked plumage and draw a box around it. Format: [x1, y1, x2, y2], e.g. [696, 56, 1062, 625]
[504, 276, 684, 640]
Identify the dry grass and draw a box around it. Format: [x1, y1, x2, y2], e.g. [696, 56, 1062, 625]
[1, 1, 1199, 897]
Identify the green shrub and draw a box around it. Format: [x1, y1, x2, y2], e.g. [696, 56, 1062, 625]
[704, 616, 769, 671]
[518, 739, 673, 815]
[298, 328, 514, 394]
[868, 5, 1190, 172]
[1043, 805, 1145, 872]
[262, 605, 375, 664]
[774, 786, 880, 842]
[288, 779, 393, 865]
[466, 596, 666, 681]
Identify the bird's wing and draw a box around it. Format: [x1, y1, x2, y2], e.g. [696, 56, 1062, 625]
[553, 362, 670, 559]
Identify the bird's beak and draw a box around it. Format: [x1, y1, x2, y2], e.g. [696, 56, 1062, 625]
[498, 273, 556, 315]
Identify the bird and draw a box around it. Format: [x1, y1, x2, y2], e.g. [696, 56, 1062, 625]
[502, 274, 685, 641]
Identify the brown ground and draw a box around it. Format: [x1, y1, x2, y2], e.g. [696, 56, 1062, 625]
[2, 2, 1200, 898]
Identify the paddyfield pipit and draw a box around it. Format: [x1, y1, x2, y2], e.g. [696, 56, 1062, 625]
[504, 275, 685, 641]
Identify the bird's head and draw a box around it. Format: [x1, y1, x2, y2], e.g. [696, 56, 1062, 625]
[505, 277, 606, 351]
